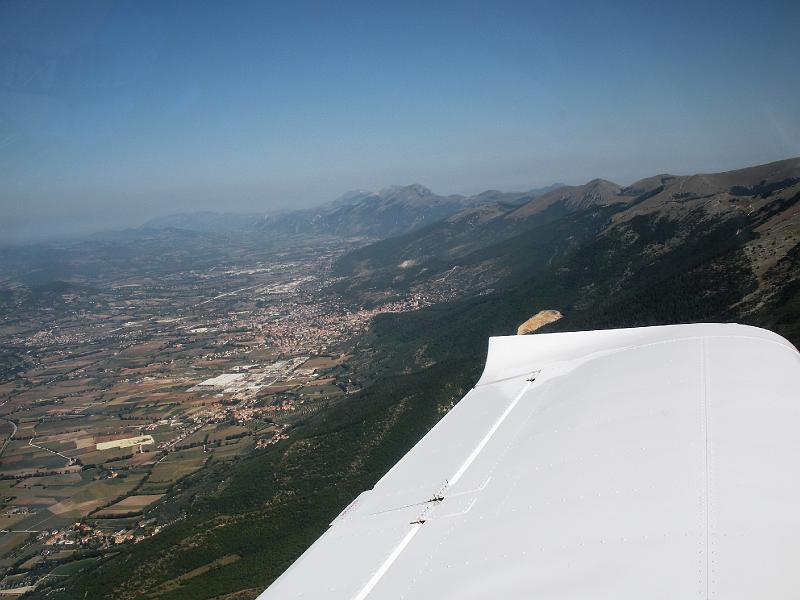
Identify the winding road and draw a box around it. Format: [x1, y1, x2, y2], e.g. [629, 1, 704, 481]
[0, 419, 17, 459]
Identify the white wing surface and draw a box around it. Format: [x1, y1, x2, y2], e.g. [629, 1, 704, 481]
[258, 323, 800, 599]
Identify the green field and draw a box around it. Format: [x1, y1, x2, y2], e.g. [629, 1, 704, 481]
[147, 449, 207, 485]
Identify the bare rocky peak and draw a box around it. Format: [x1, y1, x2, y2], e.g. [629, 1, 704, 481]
[331, 189, 379, 207]
[377, 184, 439, 204]
[508, 178, 626, 220]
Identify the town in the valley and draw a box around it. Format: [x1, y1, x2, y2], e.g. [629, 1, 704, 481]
[0, 233, 444, 595]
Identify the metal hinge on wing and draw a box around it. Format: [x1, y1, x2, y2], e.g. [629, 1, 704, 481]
[410, 481, 449, 524]
[410, 478, 490, 524]
[526, 369, 542, 382]
[429, 480, 448, 503]
[410, 503, 435, 525]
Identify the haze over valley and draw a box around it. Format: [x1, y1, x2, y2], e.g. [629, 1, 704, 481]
[1, 155, 799, 598]
[1, 1, 799, 598]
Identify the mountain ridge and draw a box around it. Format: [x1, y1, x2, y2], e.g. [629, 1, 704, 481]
[331, 157, 800, 319]
[139, 183, 567, 237]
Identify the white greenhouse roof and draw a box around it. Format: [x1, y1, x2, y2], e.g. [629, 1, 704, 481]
[259, 323, 800, 600]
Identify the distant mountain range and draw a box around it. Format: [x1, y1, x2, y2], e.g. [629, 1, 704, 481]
[141, 183, 566, 238]
[254, 183, 475, 238]
[258, 183, 576, 238]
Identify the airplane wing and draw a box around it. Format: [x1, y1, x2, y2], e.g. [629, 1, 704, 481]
[258, 323, 800, 599]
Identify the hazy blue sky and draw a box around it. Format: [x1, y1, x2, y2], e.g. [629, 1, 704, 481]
[1, 0, 799, 240]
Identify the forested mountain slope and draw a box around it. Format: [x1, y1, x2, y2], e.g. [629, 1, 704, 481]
[333, 158, 800, 320]
[48, 158, 799, 600]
